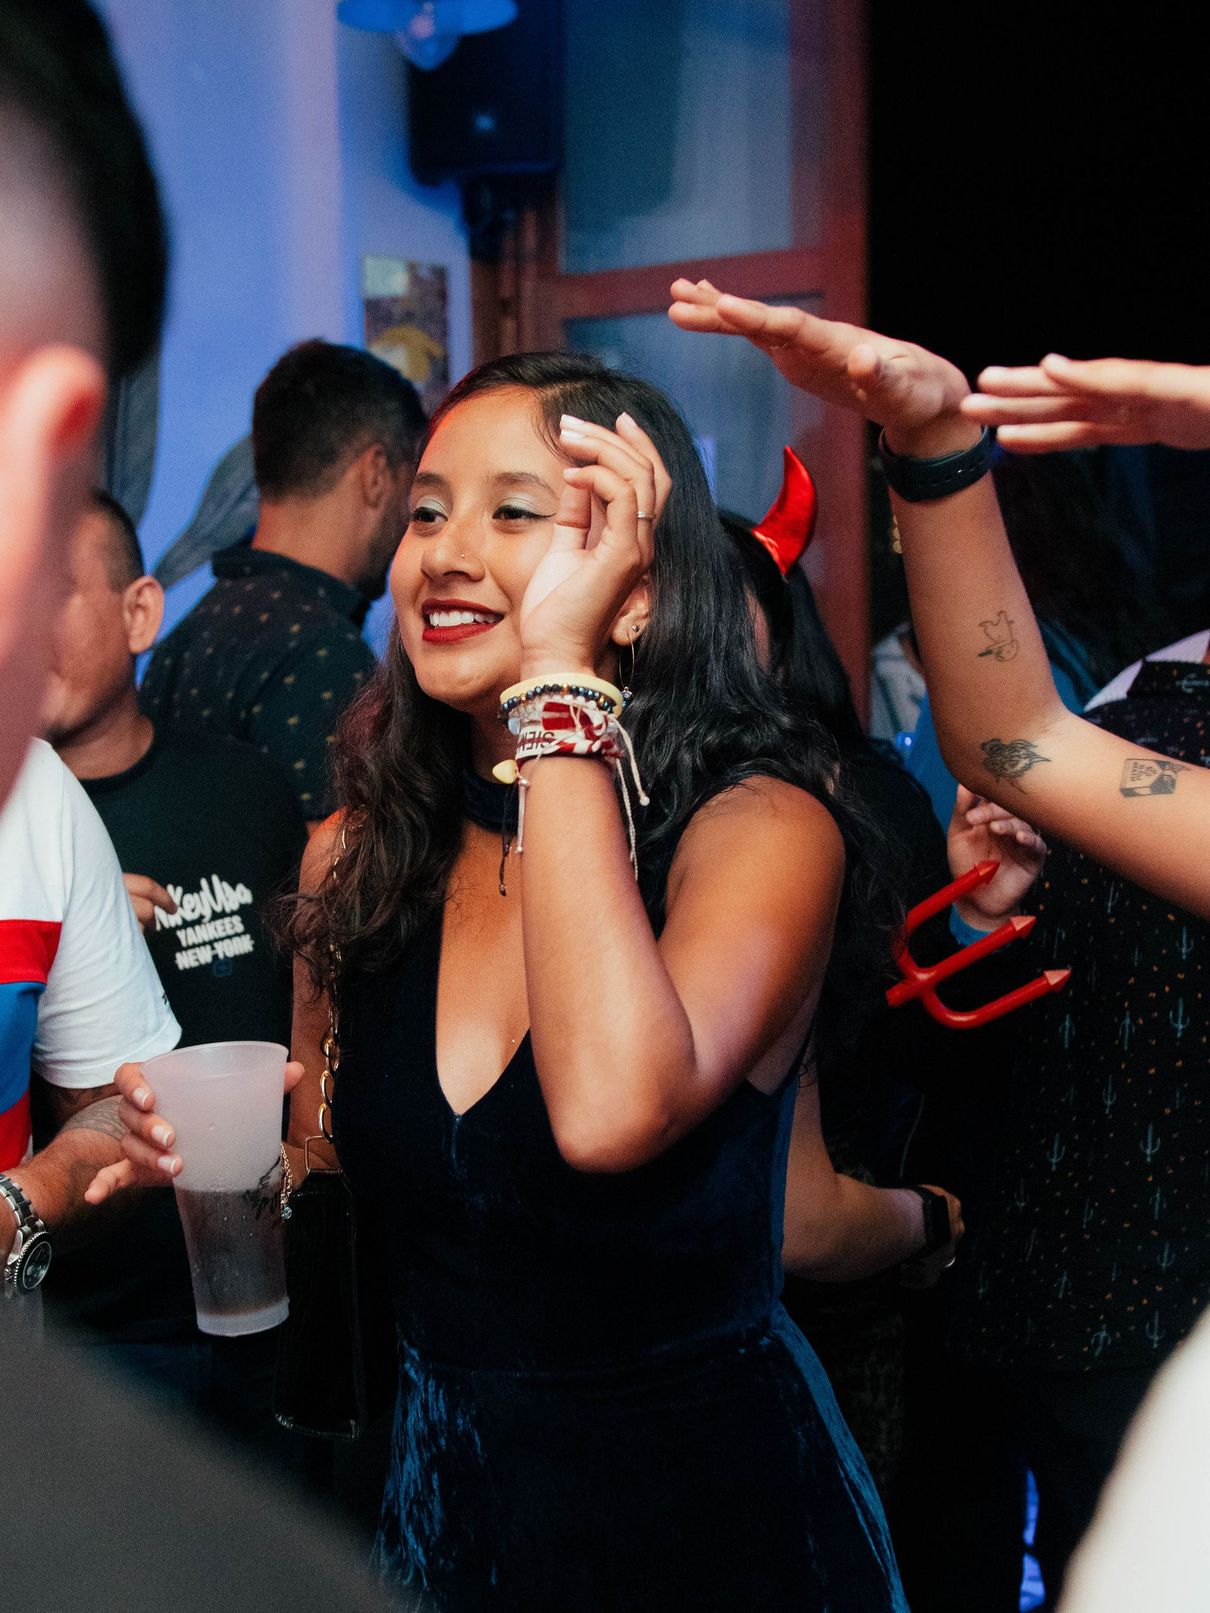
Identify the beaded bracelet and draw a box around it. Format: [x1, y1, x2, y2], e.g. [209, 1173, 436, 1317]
[492, 692, 648, 874]
[499, 673, 624, 727]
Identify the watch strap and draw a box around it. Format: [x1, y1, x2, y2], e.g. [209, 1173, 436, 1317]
[907, 1185, 952, 1256]
[878, 426, 998, 503]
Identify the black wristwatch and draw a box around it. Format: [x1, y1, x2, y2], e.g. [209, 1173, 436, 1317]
[907, 1185, 953, 1257]
[0, 1173, 53, 1295]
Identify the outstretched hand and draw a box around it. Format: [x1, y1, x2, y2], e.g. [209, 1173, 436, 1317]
[962, 354, 1210, 452]
[667, 279, 972, 451]
[947, 784, 1047, 929]
[84, 1057, 305, 1204]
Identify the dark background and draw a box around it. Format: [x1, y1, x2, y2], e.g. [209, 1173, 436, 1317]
[869, 9, 1210, 373]
[867, 8, 1210, 648]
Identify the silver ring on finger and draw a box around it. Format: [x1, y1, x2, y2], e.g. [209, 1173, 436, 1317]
[636, 511, 653, 521]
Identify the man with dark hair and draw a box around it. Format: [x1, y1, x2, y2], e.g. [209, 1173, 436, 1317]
[142, 339, 426, 827]
[0, 0, 181, 1416]
[0, 0, 166, 806]
[252, 337, 425, 510]
[0, 0, 180, 1283]
[45, 491, 306, 1048]
[0, 1, 166, 380]
[89, 487, 145, 588]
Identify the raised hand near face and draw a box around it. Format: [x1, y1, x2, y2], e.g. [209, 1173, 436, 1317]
[962, 353, 1210, 453]
[667, 278, 972, 454]
[518, 413, 671, 678]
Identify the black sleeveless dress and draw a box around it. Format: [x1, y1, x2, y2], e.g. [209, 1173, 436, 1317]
[334, 875, 907, 1611]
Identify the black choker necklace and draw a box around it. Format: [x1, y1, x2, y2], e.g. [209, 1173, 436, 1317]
[463, 768, 520, 897]
[463, 767, 518, 835]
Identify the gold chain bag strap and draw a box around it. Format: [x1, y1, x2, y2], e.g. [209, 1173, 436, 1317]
[273, 843, 369, 1439]
[317, 938, 341, 1148]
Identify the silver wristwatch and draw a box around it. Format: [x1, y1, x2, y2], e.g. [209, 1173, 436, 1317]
[0, 1173, 52, 1295]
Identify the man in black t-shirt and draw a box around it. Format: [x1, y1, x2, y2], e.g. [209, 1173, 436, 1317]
[41, 491, 306, 1437]
[45, 493, 306, 1046]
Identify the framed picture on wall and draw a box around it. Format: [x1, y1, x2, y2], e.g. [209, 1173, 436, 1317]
[362, 255, 450, 415]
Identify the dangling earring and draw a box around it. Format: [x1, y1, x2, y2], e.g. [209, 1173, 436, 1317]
[622, 623, 640, 706]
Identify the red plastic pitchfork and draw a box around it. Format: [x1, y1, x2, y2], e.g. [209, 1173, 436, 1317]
[887, 861, 1071, 1029]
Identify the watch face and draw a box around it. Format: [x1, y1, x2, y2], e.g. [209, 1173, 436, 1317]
[15, 1232, 52, 1293]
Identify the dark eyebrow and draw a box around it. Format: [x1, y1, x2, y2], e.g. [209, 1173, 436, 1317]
[489, 471, 558, 499]
[411, 469, 558, 501]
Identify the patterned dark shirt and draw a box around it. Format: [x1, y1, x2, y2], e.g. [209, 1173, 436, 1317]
[140, 544, 377, 819]
[949, 658, 1210, 1372]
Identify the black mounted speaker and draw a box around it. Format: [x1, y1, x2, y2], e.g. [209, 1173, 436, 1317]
[407, 0, 563, 187]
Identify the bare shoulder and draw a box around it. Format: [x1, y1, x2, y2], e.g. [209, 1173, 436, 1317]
[679, 775, 843, 854]
[669, 777, 845, 901]
[299, 809, 347, 893]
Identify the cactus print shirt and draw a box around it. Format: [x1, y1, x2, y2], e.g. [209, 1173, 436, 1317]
[141, 544, 376, 820]
[949, 657, 1210, 1371]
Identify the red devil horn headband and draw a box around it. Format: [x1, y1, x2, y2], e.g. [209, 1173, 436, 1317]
[752, 446, 817, 577]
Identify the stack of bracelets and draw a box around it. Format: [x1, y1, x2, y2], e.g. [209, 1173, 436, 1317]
[493, 674, 649, 873]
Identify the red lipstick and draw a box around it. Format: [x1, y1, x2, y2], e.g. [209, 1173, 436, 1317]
[420, 597, 503, 645]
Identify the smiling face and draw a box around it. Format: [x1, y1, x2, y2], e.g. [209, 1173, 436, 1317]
[391, 386, 574, 721]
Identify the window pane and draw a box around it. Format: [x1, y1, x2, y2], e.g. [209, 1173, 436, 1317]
[562, 0, 799, 273]
[566, 303, 824, 521]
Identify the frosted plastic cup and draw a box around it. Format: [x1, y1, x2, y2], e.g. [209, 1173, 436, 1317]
[141, 1040, 289, 1337]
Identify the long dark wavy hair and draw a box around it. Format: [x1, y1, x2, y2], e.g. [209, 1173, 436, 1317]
[719, 510, 909, 1064]
[283, 352, 891, 1041]
[720, 509, 868, 756]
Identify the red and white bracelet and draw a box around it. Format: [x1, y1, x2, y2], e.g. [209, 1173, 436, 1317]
[493, 690, 648, 872]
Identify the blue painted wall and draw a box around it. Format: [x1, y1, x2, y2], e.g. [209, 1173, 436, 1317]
[97, 0, 471, 642]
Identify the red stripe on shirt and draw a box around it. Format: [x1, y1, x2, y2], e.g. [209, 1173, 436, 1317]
[0, 1092, 31, 1170]
[0, 920, 62, 986]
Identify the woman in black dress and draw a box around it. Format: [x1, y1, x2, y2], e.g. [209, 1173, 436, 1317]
[110, 352, 907, 1611]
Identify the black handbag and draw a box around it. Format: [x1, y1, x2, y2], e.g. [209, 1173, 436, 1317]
[273, 905, 369, 1440]
[274, 1161, 368, 1439]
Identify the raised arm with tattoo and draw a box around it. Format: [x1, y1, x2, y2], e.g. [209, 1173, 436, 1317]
[669, 281, 1210, 920]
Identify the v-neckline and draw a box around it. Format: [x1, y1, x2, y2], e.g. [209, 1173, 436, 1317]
[430, 904, 531, 1120]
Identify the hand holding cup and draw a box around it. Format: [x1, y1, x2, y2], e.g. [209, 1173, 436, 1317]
[90, 1042, 305, 1336]
[86, 1053, 305, 1201]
